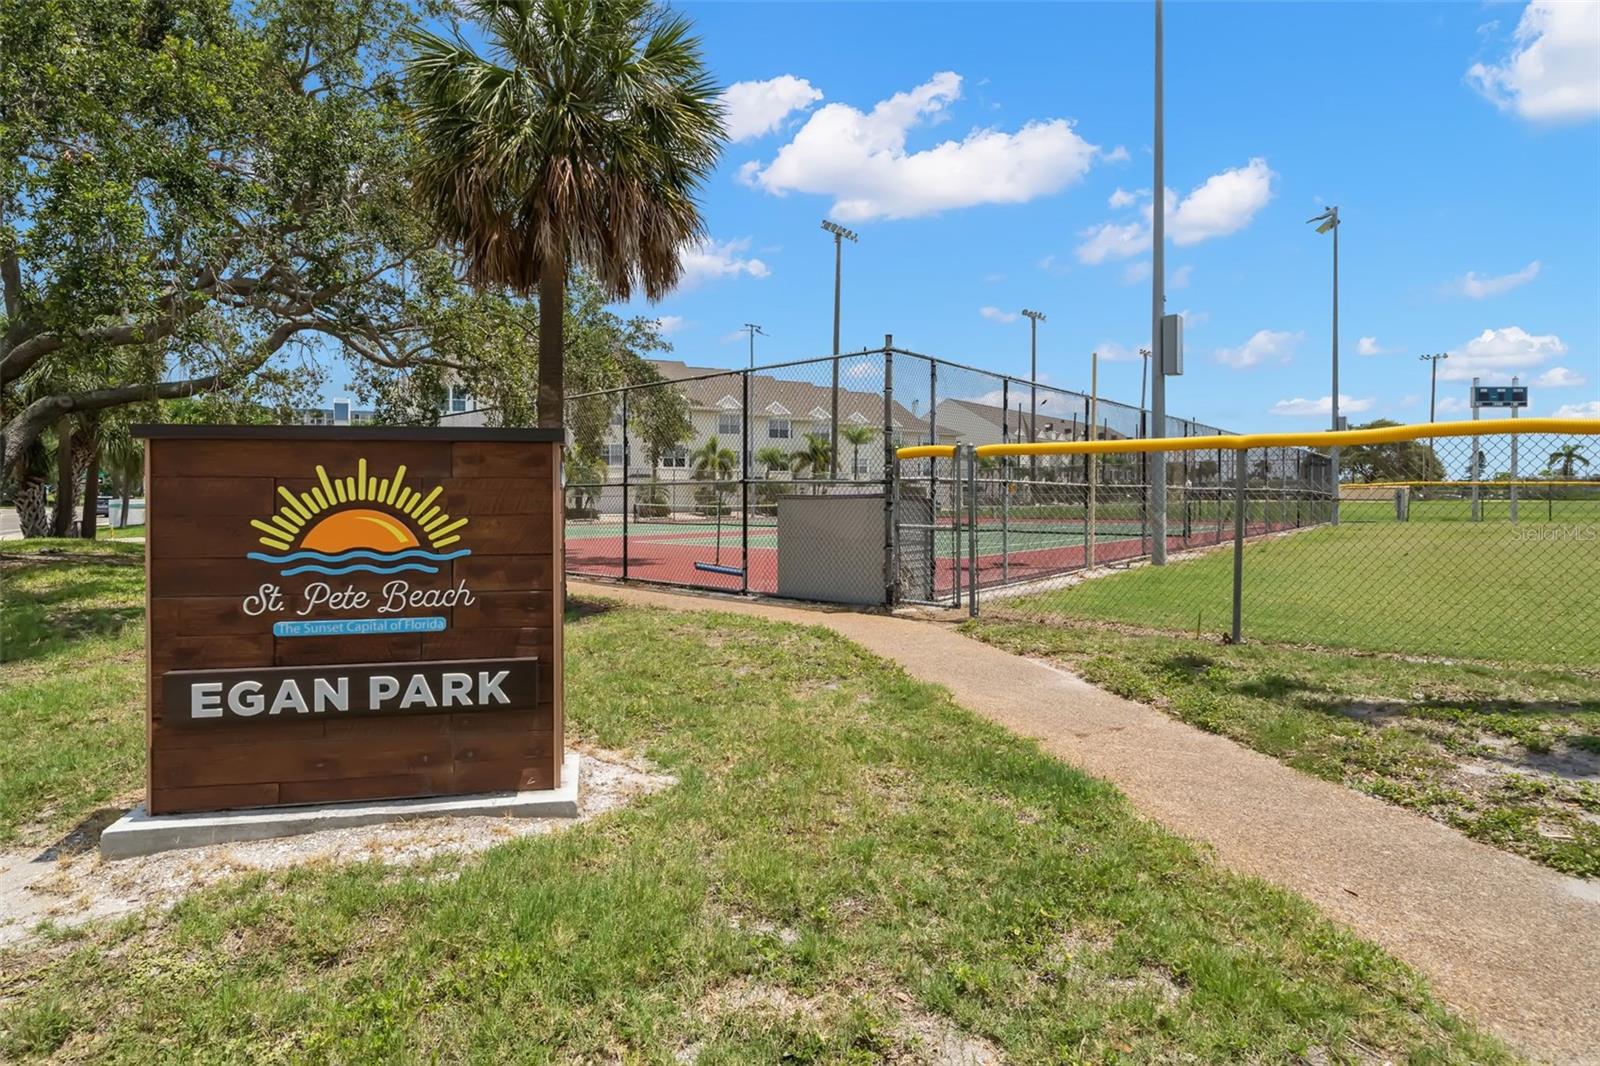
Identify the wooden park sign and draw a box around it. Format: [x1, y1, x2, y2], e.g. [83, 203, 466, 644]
[133, 425, 565, 815]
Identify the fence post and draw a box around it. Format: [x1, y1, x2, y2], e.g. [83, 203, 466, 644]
[741, 368, 751, 594]
[1001, 377, 1010, 584]
[967, 444, 979, 618]
[952, 444, 963, 610]
[1231, 448, 1248, 644]
[830, 354, 840, 480]
[883, 337, 898, 606]
[621, 389, 630, 581]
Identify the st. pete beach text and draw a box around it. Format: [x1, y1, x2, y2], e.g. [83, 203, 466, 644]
[243, 579, 476, 618]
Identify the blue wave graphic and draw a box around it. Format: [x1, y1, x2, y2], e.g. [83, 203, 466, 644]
[246, 547, 471, 565]
[282, 562, 440, 577]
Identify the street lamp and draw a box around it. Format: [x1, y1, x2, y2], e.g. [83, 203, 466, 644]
[741, 323, 767, 368]
[821, 220, 858, 477]
[1138, 347, 1152, 436]
[1308, 205, 1341, 525]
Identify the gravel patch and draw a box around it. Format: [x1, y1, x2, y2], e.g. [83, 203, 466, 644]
[0, 747, 671, 949]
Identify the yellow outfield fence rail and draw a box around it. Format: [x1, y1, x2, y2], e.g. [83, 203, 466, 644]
[895, 418, 1599, 665]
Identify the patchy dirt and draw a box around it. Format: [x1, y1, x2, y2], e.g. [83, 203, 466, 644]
[686, 977, 1004, 1065]
[0, 747, 672, 949]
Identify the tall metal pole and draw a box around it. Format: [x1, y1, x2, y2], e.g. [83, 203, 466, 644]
[1330, 214, 1341, 526]
[1510, 374, 1520, 524]
[822, 220, 857, 480]
[1149, 0, 1169, 565]
[1022, 309, 1045, 486]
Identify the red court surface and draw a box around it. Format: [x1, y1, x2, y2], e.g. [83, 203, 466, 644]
[566, 519, 1301, 603]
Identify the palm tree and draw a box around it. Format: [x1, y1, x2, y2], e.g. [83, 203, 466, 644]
[691, 435, 738, 555]
[754, 445, 792, 479]
[405, 0, 725, 427]
[789, 433, 833, 494]
[838, 425, 877, 481]
[1547, 445, 1590, 480]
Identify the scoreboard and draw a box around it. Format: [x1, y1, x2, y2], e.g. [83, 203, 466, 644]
[1473, 385, 1527, 409]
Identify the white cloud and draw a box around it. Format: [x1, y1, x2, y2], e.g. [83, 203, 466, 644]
[1175, 308, 1210, 328]
[1453, 260, 1541, 299]
[677, 238, 771, 289]
[1122, 260, 1152, 285]
[1270, 394, 1374, 417]
[1103, 145, 1131, 163]
[1076, 220, 1148, 264]
[1467, 1, 1600, 123]
[1438, 396, 1471, 414]
[741, 72, 1103, 222]
[721, 75, 823, 141]
[1439, 325, 1567, 380]
[1169, 264, 1193, 289]
[652, 315, 688, 335]
[979, 306, 1018, 323]
[1215, 329, 1302, 369]
[982, 272, 1007, 283]
[1357, 336, 1384, 356]
[1166, 158, 1276, 245]
[1074, 158, 1275, 262]
[1096, 341, 1145, 363]
[1551, 400, 1600, 419]
[1535, 366, 1588, 388]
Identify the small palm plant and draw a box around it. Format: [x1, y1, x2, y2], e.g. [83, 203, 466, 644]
[1548, 445, 1590, 480]
[754, 445, 792, 479]
[790, 433, 833, 494]
[839, 424, 877, 481]
[691, 435, 738, 557]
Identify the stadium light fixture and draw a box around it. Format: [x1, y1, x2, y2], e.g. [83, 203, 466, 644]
[822, 220, 859, 476]
[741, 323, 768, 368]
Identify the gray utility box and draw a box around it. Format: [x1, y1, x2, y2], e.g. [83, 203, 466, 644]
[776, 493, 889, 606]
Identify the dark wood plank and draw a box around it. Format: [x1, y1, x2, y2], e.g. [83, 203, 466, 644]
[451, 591, 555, 629]
[445, 515, 553, 556]
[272, 634, 424, 667]
[421, 626, 550, 660]
[438, 478, 554, 516]
[452, 442, 555, 480]
[147, 782, 281, 816]
[152, 734, 453, 789]
[445, 760, 555, 794]
[148, 478, 277, 517]
[453, 555, 554, 592]
[278, 774, 444, 806]
[150, 440, 454, 479]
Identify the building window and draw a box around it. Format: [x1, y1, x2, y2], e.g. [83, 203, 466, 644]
[717, 412, 742, 437]
[609, 405, 625, 427]
[440, 384, 472, 414]
[853, 453, 870, 477]
[768, 418, 791, 440]
[660, 446, 688, 469]
[603, 443, 625, 466]
[332, 400, 351, 424]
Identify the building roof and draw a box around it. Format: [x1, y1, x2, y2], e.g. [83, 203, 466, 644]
[647, 360, 944, 438]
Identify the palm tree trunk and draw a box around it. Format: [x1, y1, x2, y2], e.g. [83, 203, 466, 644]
[79, 428, 100, 540]
[537, 268, 565, 429]
[52, 418, 74, 536]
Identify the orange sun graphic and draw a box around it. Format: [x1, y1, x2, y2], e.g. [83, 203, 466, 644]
[247, 458, 467, 554]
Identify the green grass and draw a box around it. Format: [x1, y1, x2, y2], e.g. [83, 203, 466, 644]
[1007, 521, 1599, 664]
[0, 538, 146, 844]
[0, 559, 1510, 1061]
[967, 619, 1600, 878]
[1339, 497, 1600, 524]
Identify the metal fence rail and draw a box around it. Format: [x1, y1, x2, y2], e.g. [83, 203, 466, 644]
[902, 419, 1599, 664]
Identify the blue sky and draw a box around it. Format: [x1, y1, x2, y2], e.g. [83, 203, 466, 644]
[607, 0, 1600, 430]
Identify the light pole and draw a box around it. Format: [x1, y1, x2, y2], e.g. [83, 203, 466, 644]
[1022, 309, 1045, 484]
[741, 323, 767, 368]
[1419, 352, 1448, 424]
[822, 220, 858, 478]
[1308, 205, 1341, 525]
[1150, 0, 1169, 564]
[1138, 347, 1152, 436]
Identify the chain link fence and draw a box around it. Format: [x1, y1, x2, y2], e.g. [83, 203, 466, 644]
[927, 422, 1597, 665]
[444, 341, 1246, 603]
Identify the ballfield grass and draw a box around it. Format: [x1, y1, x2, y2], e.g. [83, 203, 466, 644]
[1005, 521, 1599, 664]
[0, 578, 1510, 1059]
[967, 619, 1600, 878]
[0, 538, 146, 844]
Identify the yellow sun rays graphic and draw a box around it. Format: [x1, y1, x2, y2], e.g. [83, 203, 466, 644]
[248, 458, 468, 552]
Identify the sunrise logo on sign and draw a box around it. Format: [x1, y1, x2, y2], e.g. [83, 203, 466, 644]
[247, 458, 470, 576]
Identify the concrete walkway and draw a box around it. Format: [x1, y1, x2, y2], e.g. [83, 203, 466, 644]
[574, 580, 1600, 1064]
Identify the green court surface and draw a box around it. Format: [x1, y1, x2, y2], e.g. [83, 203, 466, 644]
[1005, 521, 1599, 664]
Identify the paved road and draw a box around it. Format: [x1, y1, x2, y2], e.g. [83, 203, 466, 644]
[574, 579, 1600, 1065]
[0, 506, 20, 541]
